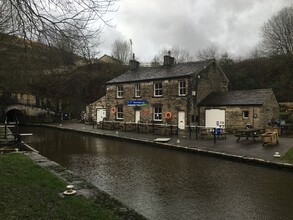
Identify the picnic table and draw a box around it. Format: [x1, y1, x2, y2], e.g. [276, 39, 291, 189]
[235, 128, 262, 142]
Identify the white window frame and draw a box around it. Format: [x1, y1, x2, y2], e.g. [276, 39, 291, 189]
[243, 111, 249, 119]
[178, 80, 186, 96]
[154, 82, 162, 97]
[116, 85, 123, 98]
[116, 106, 123, 119]
[153, 107, 162, 121]
[135, 84, 141, 97]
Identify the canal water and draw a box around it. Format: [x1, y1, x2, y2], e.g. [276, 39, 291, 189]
[21, 126, 293, 220]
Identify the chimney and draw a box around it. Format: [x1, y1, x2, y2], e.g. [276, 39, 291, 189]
[163, 51, 175, 66]
[129, 53, 140, 70]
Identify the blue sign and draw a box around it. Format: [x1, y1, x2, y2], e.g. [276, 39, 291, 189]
[127, 100, 148, 106]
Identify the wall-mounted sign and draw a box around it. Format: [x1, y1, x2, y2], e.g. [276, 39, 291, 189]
[127, 100, 148, 106]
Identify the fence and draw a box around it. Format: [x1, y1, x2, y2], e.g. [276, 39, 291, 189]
[98, 121, 179, 137]
[96, 121, 226, 143]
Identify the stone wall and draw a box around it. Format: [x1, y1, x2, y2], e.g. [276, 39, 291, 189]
[106, 79, 190, 124]
[260, 93, 279, 126]
[197, 63, 229, 102]
[0, 92, 60, 123]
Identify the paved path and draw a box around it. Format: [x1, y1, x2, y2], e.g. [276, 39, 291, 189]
[44, 122, 293, 167]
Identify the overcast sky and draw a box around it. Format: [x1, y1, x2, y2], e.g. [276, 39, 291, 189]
[98, 0, 292, 62]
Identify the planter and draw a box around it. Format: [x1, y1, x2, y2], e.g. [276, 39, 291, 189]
[261, 132, 278, 146]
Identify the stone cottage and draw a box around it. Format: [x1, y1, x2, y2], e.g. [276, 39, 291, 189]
[84, 96, 106, 123]
[198, 89, 279, 130]
[104, 55, 229, 129]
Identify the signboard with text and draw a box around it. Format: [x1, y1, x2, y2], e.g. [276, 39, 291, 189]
[127, 100, 148, 106]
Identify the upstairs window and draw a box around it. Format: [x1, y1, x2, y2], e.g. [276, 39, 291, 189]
[178, 80, 186, 96]
[135, 84, 141, 97]
[153, 107, 162, 121]
[154, 82, 162, 97]
[116, 106, 123, 119]
[116, 85, 123, 98]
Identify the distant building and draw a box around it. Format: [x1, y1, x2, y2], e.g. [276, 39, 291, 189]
[98, 54, 122, 64]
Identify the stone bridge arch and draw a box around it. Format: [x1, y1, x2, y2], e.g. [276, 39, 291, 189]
[4, 105, 56, 124]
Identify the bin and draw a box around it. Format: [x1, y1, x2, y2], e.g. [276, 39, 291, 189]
[261, 132, 278, 146]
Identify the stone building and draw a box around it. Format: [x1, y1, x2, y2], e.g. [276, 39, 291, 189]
[198, 89, 279, 130]
[98, 54, 122, 64]
[105, 55, 229, 129]
[84, 96, 106, 123]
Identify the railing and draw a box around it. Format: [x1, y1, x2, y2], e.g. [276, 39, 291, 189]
[96, 121, 227, 143]
[1, 119, 33, 146]
[97, 121, 179, 137]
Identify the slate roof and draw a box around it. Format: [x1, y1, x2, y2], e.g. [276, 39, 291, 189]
[106, 59, 215, 84]
[199, 89, 274, 106]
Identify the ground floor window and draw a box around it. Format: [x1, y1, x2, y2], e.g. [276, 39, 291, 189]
[154, 107, 162, 121]
[116, 106, 123, 119]
[243, 111, 249, 119]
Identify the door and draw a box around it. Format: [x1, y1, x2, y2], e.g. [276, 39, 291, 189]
[178, 111, 185, 129]
[135, 110, 140, 123]
[96, 108, 106, 123]
[205, 109, 225, 128]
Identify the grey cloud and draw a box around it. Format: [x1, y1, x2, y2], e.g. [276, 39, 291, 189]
[99, 0, 292, 61]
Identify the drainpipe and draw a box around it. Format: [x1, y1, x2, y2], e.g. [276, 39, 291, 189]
[252, 107, 255, 127]
[195, 75, 201, 125]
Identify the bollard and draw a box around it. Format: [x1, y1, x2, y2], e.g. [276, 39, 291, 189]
[63, 185, 76, 196]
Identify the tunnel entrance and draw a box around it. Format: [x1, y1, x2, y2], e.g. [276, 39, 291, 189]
[6, 109, 25, 124]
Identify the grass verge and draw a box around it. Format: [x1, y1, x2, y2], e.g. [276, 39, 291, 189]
[282, 147, 293, 163]
[0, 153, 121, 220]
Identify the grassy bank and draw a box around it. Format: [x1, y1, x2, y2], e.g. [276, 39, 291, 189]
[282, 147, 293, 163]
[0, 153, 122, 220]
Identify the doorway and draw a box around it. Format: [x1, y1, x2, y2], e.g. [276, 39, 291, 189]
[135, 110, 140, 123]
[178, 111, 185, 129]
[96, 108, 106, 124]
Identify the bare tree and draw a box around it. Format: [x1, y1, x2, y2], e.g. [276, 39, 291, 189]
[167, 46, 194, 63]
[0, 3, 10, 33]
[150, 55, 161, 67]
[249, 46, 265, 59]
[151, 45, 193, 66]
[0, 0, 117, 55]
[260, 5, 293, 56]
[111, 39, 131, 63]
[196, 45, 219, 61]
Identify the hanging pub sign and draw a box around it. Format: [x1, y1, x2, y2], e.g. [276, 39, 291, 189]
[127, 100, 148, 106]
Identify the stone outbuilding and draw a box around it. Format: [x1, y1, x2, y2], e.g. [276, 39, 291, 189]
[198, 89, 279, 131]
[105, 55, 229, 129]
[84, 96, 106, 123]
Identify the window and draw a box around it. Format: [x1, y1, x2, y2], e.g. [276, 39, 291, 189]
[154, 82, 162, 97]
[154, 107, 162, 121]
[116, 85, 123, 98]
[116, 106, 123, 119]
[135, 84, 141, 97]
[178, 80, 186, 96]
[243, 111, 249, 119]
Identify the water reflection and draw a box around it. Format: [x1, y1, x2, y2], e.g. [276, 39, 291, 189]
[22, 126, 293, 220]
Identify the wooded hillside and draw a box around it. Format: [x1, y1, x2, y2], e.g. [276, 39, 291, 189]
[0, 33, 292, 118]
